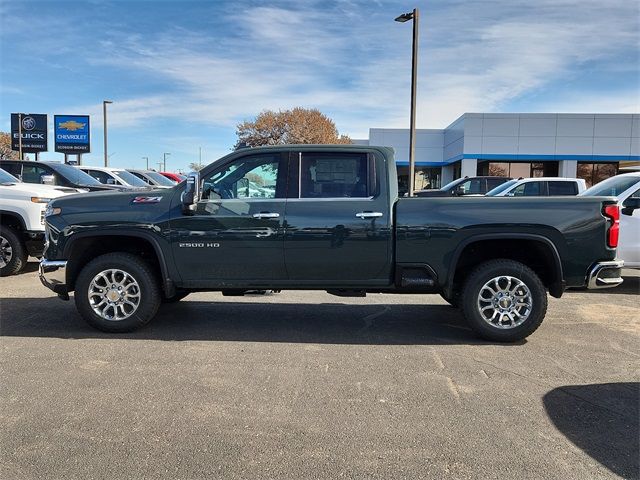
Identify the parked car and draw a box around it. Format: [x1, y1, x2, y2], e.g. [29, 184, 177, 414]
[581, 172, 640, 268]
[127, 169, 175, 188]
[415, 176, 511, 197]
[77, 166, 150, 189]
[0, 160, 124, 192]
[40, 145, 622, 342]
[486, 177, 586, 197]
[160, 172, 186, 183]
[0, 168, 80, 276]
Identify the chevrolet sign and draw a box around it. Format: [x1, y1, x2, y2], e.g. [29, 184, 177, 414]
[54, 114, 90, 153]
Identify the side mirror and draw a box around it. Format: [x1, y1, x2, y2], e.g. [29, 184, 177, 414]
[621, 197, 640, 216]
[40, 174, 55, 185]
[106, 178, 117, 185]
[181, 171, 200, 215]
[454, 186, 465, 196]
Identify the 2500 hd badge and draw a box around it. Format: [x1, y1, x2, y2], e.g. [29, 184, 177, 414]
[179, 242, 220, 248]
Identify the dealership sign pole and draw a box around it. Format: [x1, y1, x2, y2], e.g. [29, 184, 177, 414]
[18, 113, 23, 160]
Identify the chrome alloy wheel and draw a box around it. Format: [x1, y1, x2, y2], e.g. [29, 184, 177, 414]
[88, 269, 141, 321]
[477, 276, 532, 329]
[0, 235, 12, 268]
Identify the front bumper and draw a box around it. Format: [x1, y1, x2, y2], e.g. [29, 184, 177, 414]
[39, 259, 69, 297]
[586, 260, 624, 289]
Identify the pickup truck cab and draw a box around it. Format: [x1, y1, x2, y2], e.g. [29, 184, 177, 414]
[39, 145, 623, 341]
[486, 177, 587, 197]
[0, 168, 80, 276]
[416, 176, 511, 197]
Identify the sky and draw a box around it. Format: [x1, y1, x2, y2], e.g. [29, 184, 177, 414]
[1, 0, 638, 172]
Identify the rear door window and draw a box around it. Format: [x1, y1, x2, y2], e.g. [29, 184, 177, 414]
[548, 181, 578, 196]
[296, 152, 375, 198]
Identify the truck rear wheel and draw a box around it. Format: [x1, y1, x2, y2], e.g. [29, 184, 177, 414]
[0, 226, 27, 277]
[461, 259, 547, 342]
[74, 252, 161, 332]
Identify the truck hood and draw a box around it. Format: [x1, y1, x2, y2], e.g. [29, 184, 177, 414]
[49, 188, 175, 220]
[0, 182, 82, 198]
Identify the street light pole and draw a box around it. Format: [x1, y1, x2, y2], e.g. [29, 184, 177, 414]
[142, 156, 149, 169]
[395, 8, 419, 197]
[103, 100, 113, 167]
[163, 152, 170, 171]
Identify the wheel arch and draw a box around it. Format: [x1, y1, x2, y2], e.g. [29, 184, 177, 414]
[446, 233, 565, 299]
[63, 231, 175, 297]
[0, 210, 27, 231]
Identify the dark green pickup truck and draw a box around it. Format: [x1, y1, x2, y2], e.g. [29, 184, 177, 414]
[40, 145, 623, 341]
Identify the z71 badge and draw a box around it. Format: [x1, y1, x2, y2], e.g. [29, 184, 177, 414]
[132, 196, 162, 204]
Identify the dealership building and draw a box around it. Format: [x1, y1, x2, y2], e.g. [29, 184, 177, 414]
[354, 113, 639, 191]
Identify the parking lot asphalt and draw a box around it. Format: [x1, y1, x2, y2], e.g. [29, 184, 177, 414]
[1, 263, 638, 480]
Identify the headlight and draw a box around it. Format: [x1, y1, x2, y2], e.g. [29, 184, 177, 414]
[45, 204, 62, 217]
[31, 197, 52, 203]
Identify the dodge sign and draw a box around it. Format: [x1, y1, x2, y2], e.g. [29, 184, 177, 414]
[54, 115, 90, 153]
[11, 113, 48, 152]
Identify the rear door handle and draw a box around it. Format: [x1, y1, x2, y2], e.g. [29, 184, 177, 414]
[253, 212, 280, 219]
[356, 212, 383, 219]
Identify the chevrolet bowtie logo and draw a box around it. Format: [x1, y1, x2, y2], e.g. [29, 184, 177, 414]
[58, 120, 86, 131]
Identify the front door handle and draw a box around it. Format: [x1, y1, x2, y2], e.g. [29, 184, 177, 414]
[356, 211, 383, 219]
[253, 212, 280, 219]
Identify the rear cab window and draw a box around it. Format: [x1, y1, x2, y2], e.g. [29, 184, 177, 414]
[548, 181, 578, 196]
[289, 152, 377, 199]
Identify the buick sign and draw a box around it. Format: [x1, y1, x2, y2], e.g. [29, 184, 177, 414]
[11, 113, 48, 152]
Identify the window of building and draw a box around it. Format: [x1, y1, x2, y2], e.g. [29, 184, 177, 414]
[477, 161, 558, 178]
[577, 163, 618, 188]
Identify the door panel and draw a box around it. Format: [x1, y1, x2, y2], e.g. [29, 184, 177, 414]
[284, 151, 392, 284]
[170, 153, 288, 284]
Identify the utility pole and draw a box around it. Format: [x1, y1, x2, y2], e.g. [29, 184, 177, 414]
[163, 152, 170, 171]
[142, 156, 149, 169]
[395, 8, 419, 197]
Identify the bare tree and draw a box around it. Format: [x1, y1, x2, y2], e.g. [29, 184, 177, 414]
[236, 108, 351, 148]
[0, 132, 18, 160]
[188, 162, 204, 172]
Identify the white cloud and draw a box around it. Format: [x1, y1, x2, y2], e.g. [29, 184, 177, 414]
[61, 0, 640, 137]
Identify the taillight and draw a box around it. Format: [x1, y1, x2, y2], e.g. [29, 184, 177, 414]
[603, 204, 619, 248]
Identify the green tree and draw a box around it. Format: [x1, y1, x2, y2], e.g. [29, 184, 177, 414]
[235, 108, 351, 148]
[0, 132, 18, 160]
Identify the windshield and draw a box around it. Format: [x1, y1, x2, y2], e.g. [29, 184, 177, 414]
[486, 179, 518, 196]
[0, 168, 19, 184]
[581, 175, 640, 197]
[439, 178, 464, 191]
[44, 162, 102, 186]
[144, 171, 175, 186]
[113, 170, 148, 187]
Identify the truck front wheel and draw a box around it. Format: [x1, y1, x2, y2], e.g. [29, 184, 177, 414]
[0, 226, 27, 277]
[74, 252, 161, 332]
[461, 259, 547, 342]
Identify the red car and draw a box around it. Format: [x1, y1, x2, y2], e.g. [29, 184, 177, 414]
[160, 172, 186, 183]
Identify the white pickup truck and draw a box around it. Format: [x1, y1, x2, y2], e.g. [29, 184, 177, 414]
[0, 168, 80, 276]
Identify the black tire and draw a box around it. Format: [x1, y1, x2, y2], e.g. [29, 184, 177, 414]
[74, 252, 161, 332]
[0, 226, 27, 277]
[162, 290, 190, 303]
[461, 259, 547, 342]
